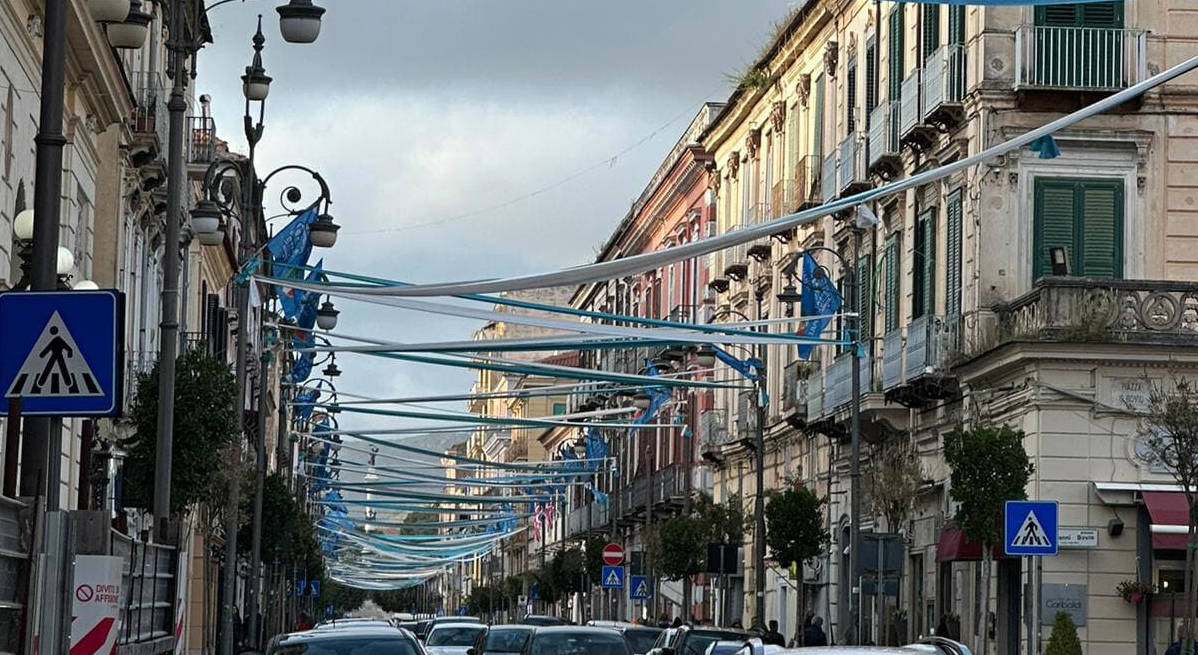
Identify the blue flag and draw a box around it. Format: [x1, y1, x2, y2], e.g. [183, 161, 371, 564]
[267, 208, 318, 319]
[294, 388, 321, 423]
[797, 252, 843, 360]
[585, 427, 609, 469]
[1029, 134, 1060, 159]
[713, 345, 762, 381]
[296, 261, 325, 331]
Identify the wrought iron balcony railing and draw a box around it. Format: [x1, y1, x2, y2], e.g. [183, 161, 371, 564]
[1014, 25, 1146, 91]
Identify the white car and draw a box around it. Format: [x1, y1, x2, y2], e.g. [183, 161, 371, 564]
[731, 637, 972, 655]
[426, 622, 490, 655]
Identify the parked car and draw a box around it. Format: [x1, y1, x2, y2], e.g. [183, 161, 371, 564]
[426, 622, 489, 655]
[471, 625, 535, 655]
[522, 626, 632, 655]
[313, 618, 397, 631]
[420, 617, 483, 641]
[647, 626, 746, 655]
[521, 615, 570, 627]
[728, 637, 973, 655]
[585, 621, 662, 655]
[267, 627, 422, 655]
[704, 641, 750, 655]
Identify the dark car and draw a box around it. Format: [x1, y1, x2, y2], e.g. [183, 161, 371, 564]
[266, 627, 422, 655]
[585, 621, 662, 655]
[648, 626, 746, 655]
[521, 615, 569, 627]
[419, 617, 483, 641]
[523, 627, 632, 655]
[426, 623, 489, 655]
[471, 625, 535, 655]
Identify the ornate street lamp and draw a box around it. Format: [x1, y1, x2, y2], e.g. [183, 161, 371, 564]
[316, 298, 339, 331]
[89, 0, 131, 23]
[107, 0, 150, 49]
[309, 213, 340, 248]
[242, 18, 273, 102]
[692, 344, 716, 369]
[276, 0, 326, 43]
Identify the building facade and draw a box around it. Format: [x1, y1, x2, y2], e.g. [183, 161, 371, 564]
[702, 1, 1198, 653]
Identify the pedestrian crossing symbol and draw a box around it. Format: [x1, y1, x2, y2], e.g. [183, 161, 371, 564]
[7, 312, 101, 397]
[1004, 500, 1059, 556]
[0, 290, 123, 417]
[629, 575, 652, 600]
[601, 565, 624, 589]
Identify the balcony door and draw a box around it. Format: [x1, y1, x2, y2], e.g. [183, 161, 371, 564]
[1033, 2, 1125, 89]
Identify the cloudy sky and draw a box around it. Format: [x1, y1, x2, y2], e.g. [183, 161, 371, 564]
[197, 1, 794, 453]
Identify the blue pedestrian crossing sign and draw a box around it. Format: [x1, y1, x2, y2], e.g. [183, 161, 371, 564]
[1004, 500, 1059, 556]
[296, 578, 307, 596]
[629, 575, 652, 600]
[309, 579, 321, 597]
[0, 291, 123, 417]
[601, 565, 625, 589]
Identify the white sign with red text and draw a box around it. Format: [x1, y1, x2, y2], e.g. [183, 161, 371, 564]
[70, 555, 123, 655]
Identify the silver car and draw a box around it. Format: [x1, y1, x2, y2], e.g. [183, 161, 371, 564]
[732, 637, 972, 655]
[427, 622, 490, 655]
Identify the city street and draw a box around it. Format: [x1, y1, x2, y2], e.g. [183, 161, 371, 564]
[1, 1, 1196, 655]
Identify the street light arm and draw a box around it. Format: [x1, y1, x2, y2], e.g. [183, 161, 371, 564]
[259, 164, 333, 213]
[777, 246, 849, 281]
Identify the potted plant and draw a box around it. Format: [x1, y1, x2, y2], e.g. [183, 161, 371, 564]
[1115, 579, 1154, 604]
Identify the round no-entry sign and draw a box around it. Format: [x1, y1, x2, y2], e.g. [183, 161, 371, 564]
[602, 543, 625, 566]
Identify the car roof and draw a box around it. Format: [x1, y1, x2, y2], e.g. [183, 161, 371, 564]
[313, 620, 396, 630]
[435, 616, 481, 622]
[488, 625, 535, 631]
[281, 628, 410, 643]
[533, 626, 622, 635]
[430, 622, 487, 629]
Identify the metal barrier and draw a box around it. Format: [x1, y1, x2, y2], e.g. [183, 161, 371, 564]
[111, 531, 178, 651]
[0, 497, 27, 655]
[1014, 25, 1146, 91]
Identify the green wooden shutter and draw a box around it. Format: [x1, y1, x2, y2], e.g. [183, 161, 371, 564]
[914, 208, 936, 318]
[865, 37, 878, 117]
[1082, 1, 1124, 28]
[1033, 178, 1077, 279]
[923, 3, 941, 62]
[1079, 180, 1123, 278]
[1036, 3, 1081, 27]
[948, 5, 965, 45]
[884, 234, 900, 332]
[858, 253, 873, 343]
[847, 56, 858, 134]
[945, 189, 963, 318]
[814, 74, 825, 163]
[889, 5, 904, 100]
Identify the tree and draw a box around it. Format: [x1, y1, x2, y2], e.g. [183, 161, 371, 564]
[1044, 611, 1082, 655]
[503, 575, 525, 607]
[238, 473, 298, 564]
[584, 536, 606, 586]
[764, 482, 828, 644]
[656, 514, 707, 582]
[866, 439, 925, 532]
[1138, 377, 1198, 654]
[944, 425, 1033, 655]
[401, 511, 440, 535]
[695, 492, 748, 543]
[124, 346, 240, 515]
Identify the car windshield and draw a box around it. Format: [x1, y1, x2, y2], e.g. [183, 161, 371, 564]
[271, 636, 419, 655]
[429, 627, 486, 646]
[622, 629, 660, 655]
[484, 629, 530, 653]
[530, 632, 627, 655]
[680, 633, 742, 655]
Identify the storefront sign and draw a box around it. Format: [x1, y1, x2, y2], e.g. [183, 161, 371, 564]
[1041, 584, 1087, 626]
[1059, 528, 1099, 549]
[70, 555, 124, 655]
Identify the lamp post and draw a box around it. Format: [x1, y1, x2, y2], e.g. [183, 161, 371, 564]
[777, 241, 862, 643]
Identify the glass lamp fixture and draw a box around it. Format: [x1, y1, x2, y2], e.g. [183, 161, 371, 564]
[242, 18, 272, 102]
[316, 299, 339, 331]
[90, 0, 131, 23]
[693, 345, 716, 368]
[190, 199, 223, 237]
[56, 247, 75, 276]
[308, 214, 339, 248]
[107, 0, 149, 49]
[13, 208, 34, 242]
[73, 279, 100, 291]
[277, 0, 326, 43]
[197, 223, 225, 246]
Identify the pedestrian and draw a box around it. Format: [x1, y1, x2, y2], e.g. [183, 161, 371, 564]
[1165, 629, 1198, 655]
[803, 616, 828, 647]
[658, 613, 671, 629]
[761, 620, 786, 647]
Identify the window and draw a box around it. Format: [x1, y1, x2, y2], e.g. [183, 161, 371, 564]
[884, 233, 900, 332]
[913, 208, 936, 319]
[858, 253, 874, 344]
[888, 5, 904, 100]
[948, 5, 965, 45]
[1033, 2, 1124, 88]
[552, 402, 567, 415]
[1035, 1, 1123, 28]
[923, 3, 941, 61]
[865, 36, 878, 117]
[1032, 177, 1123, 279]
[945, 189, 963, 318]
[846, 52, 858, 134]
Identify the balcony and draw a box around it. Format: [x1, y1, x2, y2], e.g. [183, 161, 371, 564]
[1014, 25, 1146, 92]
[780, 359, 812, 426]
[868, 101, 902, 180]
[836, 134, 870, 197]
[616, 464, 685, 522]
[880, 316, 962, 408]
[667, 304, 699, 323]
[566, 500, 610, 539]
[699, 408, 731, 458]
[805, 366, 823, 420]
[128, 72, 168, 155]
[990, 278, 1198, 350]
[899, 72, 936, 151]
[922, 44, 967, 131]
[821, 151, 837, 203]
[708, 250, 730, 293]
[723, 224, 749, 281]
[745, 203, 773, 261]
[186, 116, 218, 166]
[824, 353, 873, 414]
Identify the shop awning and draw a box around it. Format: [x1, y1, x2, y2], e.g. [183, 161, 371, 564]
[1143, 491, 1191, 551]
[936, 521, 1005, 562]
